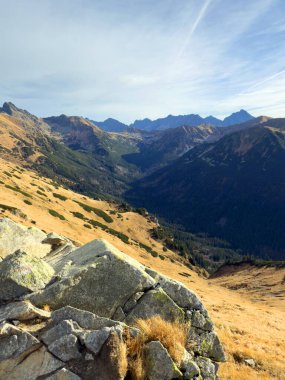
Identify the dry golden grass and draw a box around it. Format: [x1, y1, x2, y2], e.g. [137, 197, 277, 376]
[109, 332, 128, 379]
[125, 316, 190, 380]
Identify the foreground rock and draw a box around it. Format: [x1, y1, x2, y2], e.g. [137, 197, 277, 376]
[0, 250, 54, 303]
[0, 226, 225, 379]
[0, 218, 49, 259]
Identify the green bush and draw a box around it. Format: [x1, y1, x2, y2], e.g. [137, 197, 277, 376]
[71, 211, 85, 220]
[151, 251, 158, 258]
[24, 199, 32, 205]
[53, 193, 67, 201]
[5, 184, 32, 198]
[74, 201, 113, 223]
[48, 209, 65, 220]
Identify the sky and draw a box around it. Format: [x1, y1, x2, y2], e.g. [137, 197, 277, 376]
[0, 0, 285, 123]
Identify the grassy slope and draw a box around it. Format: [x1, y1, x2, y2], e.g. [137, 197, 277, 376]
[0, 157, 284, 380]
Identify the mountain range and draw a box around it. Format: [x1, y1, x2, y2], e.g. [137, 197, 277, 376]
[91, 109, 254, 132]
[1, 101, 285, 261]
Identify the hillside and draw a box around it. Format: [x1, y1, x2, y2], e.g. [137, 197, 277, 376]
[0, 158, 284, 379]
[127, 120, 285, 260]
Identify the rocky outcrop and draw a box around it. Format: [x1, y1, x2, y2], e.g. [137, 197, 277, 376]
[0, 224, 225, 379]
[0, 250, 54, 303]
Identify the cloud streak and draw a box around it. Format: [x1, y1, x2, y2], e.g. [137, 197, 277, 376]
[0, 0, 284, 121]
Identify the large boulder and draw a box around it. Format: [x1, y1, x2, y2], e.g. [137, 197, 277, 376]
[144, 340, 183, 380]
[29, 239, 156, 318]
[0, 250, 54, 303]
[0, 323, 41, 376]
[0, 218, 50, 259]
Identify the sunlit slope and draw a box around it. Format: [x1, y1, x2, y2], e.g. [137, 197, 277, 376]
[0, 158, 284, 380]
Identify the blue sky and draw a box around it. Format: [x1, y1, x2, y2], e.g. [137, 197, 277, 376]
[1, 0, 285, 122]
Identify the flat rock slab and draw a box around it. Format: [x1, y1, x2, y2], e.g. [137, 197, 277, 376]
[30, 239, 156, 318]
[0, 301, 50, 323]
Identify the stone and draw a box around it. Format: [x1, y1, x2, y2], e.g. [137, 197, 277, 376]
[191, 310, 214, 331]
[3, 346, 63, 380]
[48, 334, 82, 362]
[0, 301, 50, 323]
[125, 288, 184, 324]
[42, 232, 69, 246]
[51, 306, 122, 330]
[0, 218, 50, 259]
[195, 356, 216, 380]
[189, 328, 226, 362]
[40, 319, 83, 345]
[0, 250, 54, 303]
[123, 291, 144, 313]
[0, 323, 41, 376]
[180, 350, 200, 379]
[46, 367, 81, 380]
[112, 306, 126, 321]
[29, 239, 156, 317]
[144, 341, 182, 380]
[81, 327, 112, 355]
[159, 275, 206, 313]
[244, 358, 256, 368]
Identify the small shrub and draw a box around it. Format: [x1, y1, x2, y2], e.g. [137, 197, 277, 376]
[151, 251, 158, 258]
[37, 190, 46, 197]
[3, 171, 12, 178]
[13, 174, 21, 179]
[74, 200, 113, 223]
[159, 254, 165, 260]
[24, 199, 32, 205]
[72, 211, 86, 220]
[5, 184, 32, 198]
[83, 223, 92, 229]
[126, 316, 190, 379]
[53, 192, 67, 201]
[48, 209, 65, 220]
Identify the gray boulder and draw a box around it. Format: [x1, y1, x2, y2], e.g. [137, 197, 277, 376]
[0, 250, 54, 303]
[0, 301, 50, 323]
[48, 334, 82, 362]
[0, 218, 50, 259]
[125, 288, 184, 324]
[40, 319, 83, 346]
[51, 306, 121, 330]
[0, 323, 41, 376]
[144, 340, 182, 380]
[29, 239, 156, 318]
[46, 367, 81, 380]
[195, 356, 217, 380]
[81, 327, 112, 355]
[3, 346, 63, 380]
[189, 328, 226, 362]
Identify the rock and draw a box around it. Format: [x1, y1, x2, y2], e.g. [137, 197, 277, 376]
[40, 319, 83, 345]
[0, 250, 54, 303]
[191, 310, 213, 331]
[244, 358, 256, 368]
[29, 239, 156, 318]
[180, 349, 200, 379]
[48, 334, 82, 362]
[189, 328, 226, 362]
[81, 327, 112, 355]
[112, 306, 126, 321]
[159, 276, 206, 314]
[123, 291, 144, 313]
[43, 232, 69, 247]
[51, 306, 122, 330]
[0, 218, 50, 259]
[195, 356, 217, 380]
[144, 340, 182, 380]
[68, 331, 127, 380]
[0, 301, 50, 323]
[3, 346, 63, 380]
[0, 323, 41, 376]
[46, 367, 81, 380]
[125, 288, 184, 324]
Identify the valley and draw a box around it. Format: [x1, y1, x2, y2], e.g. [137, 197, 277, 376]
[0, 157, 284, 380]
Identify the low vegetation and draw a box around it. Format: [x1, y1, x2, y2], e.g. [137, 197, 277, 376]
[48, 209, 65, 220]
[126, 316, 190, 380]
[53, 192, 67, 201]
[74, 200, 113, 223]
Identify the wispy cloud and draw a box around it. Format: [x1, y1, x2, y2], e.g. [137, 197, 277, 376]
[0, 0, 284, 121]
